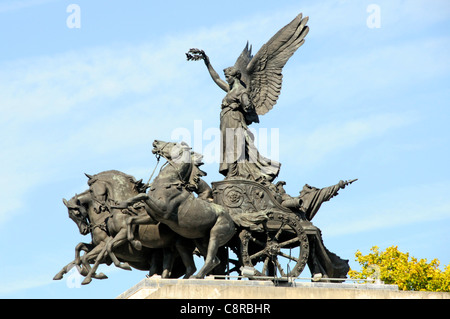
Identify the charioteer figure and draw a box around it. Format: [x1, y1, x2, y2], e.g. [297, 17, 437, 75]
[277, 179, 358, 221]
[275, 179, 357, 281]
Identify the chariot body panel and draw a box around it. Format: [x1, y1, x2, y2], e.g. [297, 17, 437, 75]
[212, 179, 349, 281]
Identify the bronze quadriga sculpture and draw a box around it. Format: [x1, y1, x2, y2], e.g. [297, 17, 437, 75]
[54, 13, 356, 284]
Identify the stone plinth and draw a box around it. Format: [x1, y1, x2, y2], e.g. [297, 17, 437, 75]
[117, 277, 450, 299]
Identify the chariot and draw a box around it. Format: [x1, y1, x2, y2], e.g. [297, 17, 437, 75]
[55, 141, 351, 284]
[211, 179, 348, 281]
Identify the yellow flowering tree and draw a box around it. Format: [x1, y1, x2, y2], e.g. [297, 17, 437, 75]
[348, 246, 450, 292]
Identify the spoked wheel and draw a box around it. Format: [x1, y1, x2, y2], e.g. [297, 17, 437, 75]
[240, 211, 309, 279]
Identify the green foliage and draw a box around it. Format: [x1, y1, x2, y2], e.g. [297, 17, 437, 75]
[348, 246, 450, 292]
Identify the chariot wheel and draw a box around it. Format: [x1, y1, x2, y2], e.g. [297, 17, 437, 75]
[240, 211, 309, 279]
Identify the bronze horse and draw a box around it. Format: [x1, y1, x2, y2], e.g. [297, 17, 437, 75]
[54, 171, 196, 285]
[53, 191, 111, 281]
[81, 170, 196, 284]
[116, 140, 236, 278]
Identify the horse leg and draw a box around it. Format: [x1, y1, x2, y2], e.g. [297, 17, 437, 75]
[161, 248, 175, 278]
[105, 228, 132, 271]
[148, 250, 159, 277]
[74, 242, 95, 276]
[77, 242, 108, 279]
[114, 193, 149, 209]
[79, 248, 109, 280]
[74, 242, 93, 264]
[126, 214, 153, 250]
[192, 236, 221, 279]
[81, 240, 112, 285]
[53, 261, 76, 280]
[192, 210, 235, 279]
[54, 242, 95, 280]
[128, 223, 139, 250]
[175, 238, 196, 279]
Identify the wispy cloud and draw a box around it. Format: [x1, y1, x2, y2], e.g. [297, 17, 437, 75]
[1, 1, 449, 226]
[0, 0, 57, 14]
[0, 13, 282, 224]
[320, 181, 450, 237]
[281, 112, 417, 167]
[0, 48, 181, 222]
[0, 274, 52, 296]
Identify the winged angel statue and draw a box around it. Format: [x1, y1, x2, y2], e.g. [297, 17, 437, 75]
[187, 13, 309, 183]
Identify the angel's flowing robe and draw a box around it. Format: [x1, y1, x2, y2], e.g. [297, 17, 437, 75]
[219, 87, 280, 182]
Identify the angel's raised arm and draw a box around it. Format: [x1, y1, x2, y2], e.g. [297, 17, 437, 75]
[186, 49, 229, 92]
[204, 56, 229, 92]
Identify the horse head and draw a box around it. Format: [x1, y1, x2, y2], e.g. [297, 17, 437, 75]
[63, 194, 90, 235]
[85, 173, 111, 214]
[152, 140, 193, 183]
[152, 140, 191, 162]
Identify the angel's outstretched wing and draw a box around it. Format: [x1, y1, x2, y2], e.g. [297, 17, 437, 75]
[235, 13, 309, 116]
[234, 41, 253, 88]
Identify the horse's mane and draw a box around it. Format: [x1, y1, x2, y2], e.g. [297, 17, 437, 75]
[86, 170, 148, 195]
[87, 170, 134, 183]
[186, 151, 207, 191]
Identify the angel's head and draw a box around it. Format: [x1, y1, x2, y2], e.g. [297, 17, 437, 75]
[223, 67, 241, 85]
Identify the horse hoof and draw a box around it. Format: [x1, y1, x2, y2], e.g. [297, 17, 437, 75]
[81, 277, 92, 285]
[132, 240, 142, 251]
[212, 257, 220, 267]
[183, 267, 196, 279]
[53, 273, 63, 280]
[79, 268, 89, 276]
[120, 263, 132, 271]
[94, 272, 108, 280]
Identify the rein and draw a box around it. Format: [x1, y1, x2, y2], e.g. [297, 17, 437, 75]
[87, 221, 108, 233]
[147, 154, 161, 185]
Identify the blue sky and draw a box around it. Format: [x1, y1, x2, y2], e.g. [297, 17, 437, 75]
[0, 0, 449, 298]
